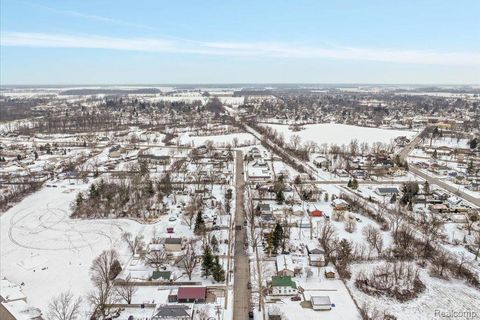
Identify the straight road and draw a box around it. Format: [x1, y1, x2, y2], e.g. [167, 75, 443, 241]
[233, 151, 251, 319]
[398, 125, 479, 207]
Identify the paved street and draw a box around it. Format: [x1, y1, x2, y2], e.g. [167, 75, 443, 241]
[233, 151, 251, 319]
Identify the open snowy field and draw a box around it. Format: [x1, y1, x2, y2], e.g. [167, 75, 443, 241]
[0, 181, 134, 315]
[263, 123, 415, 146]
[0, 178, 201, 315]
[346, 266, 480, 320]
[179, 132, 258, 147]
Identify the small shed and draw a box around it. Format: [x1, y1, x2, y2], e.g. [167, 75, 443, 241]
[311, 296, 332, 311]
[165, 238, 182, 252]
[324, 267, 336, 279]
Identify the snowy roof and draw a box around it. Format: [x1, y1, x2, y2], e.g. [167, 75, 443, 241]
[332, 199, 348, 205]
[311, 296, 331, 306]
[276, 254, 294, 272]
[1, 300, 43, 320]
[0, 278, 26, 302]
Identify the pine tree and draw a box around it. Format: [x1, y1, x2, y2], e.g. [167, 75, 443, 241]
[212, 256, 225, 282]
[194, 211, 205, 235]
[467, 160, 474, 175]
[275, 190, 285, 204]
[75, 192, 84, 206]
[337, 238, 352, 263]
[273, 223, 284, 253]
[390, 193, 397, 204]
[201, 245, 214, 278]
[347, 179, 352, 188]
[352, 178, 358, 189]
[89, 184, 98, 199]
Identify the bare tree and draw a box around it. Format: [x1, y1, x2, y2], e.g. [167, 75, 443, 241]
[363, 225, 384, 256]
[418, 212, 442, 258]
[146, 248, 168, 270]
[47, 291, 82, 320]
[181, 242, 198, 280]
[474, 227, 480, 261]
[115, 278, 137, 304]
[319, 222, 336, 261]
[89, 250, 120, 318]
[122, 232, 145, 256]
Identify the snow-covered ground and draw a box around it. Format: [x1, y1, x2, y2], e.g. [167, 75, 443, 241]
[346, 266, 480, 320]
[262, 123, 415, 146]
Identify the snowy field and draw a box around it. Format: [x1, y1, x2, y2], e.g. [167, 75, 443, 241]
[346, 266, 480, 320]
[0, 182, 133, 314]
[263, 123, 415, 146]
[179, 132, 257, 147]
[0, 179, 205, 315]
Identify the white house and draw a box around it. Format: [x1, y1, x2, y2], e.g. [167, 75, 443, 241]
[270, 276, 297, 296]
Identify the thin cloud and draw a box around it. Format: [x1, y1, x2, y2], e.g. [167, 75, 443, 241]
[2, 32, 480, 66]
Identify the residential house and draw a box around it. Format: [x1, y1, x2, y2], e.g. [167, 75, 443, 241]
[270, 276, 297, 296]
[309, 254, 325, 267]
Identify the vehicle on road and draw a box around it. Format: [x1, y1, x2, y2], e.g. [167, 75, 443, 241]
[290, 295, 301, 301]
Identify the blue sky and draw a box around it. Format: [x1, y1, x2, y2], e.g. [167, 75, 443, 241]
[1, 0, 479, 84]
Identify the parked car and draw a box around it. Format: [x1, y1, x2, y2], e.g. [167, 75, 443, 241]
[247, 281, 251, 289]
[248, 311, 254, 319]
[290, 295, 301, 301]
[168, 217, 177, 222]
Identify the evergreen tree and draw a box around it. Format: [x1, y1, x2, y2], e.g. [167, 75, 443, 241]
[194, 211, 205, 235]
[337, 239, 352, 264]
[212, 256, 225, 282]
[390, 193, 397, 204]
[201, 245, 214, 278]
[89, 184, 98, 199]
[75, 192, 84, 207]
[351, 178, 358, 189]
[273, 223, 284, 253]
[347, 179, 352, 188]
[275, 190, 285, 204]
[467, 160, 475, 175]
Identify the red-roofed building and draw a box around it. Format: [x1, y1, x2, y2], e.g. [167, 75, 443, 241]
[310, 210, 323, 217]
[176, 287, 207, 303]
